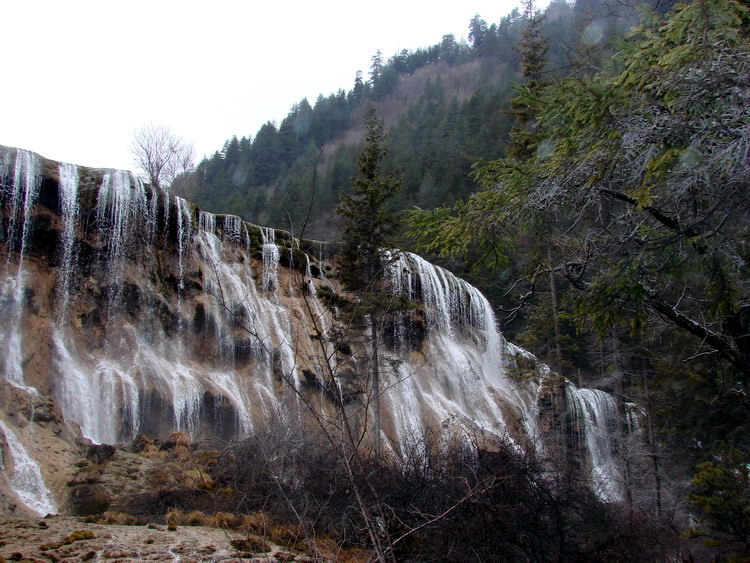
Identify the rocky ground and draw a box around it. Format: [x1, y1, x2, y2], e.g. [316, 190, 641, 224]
[0, 515, 311, 562]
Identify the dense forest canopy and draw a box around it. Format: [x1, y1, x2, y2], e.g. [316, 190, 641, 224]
[168, 0, 750, 556]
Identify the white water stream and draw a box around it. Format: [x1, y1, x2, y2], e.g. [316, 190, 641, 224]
[56, 162, 79, 314]
[0, 420, 57, 515]
[567, 385, 623, 501]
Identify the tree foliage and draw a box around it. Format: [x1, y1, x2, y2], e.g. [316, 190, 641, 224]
[689, 448, 750, 557]
[337, 108, 402, 291]
[413, 0, 750, 377]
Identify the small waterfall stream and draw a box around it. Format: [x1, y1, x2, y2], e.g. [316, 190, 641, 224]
[95, 169, 149, 269]
[1, 148, 42, 386]
[566, 385, 624, 501]
[0, 420, 56, 516]
[261, 226, 280, 297]
[56, 162, 79, 314]
[174, 196, 193, 293]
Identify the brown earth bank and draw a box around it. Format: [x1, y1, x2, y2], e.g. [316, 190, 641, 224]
[0, 515, 321, 561]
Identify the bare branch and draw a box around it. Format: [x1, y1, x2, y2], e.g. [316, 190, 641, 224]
[131, 124, 195, 190]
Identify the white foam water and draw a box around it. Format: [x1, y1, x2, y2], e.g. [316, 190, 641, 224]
[0, 148, 42, 385]
[57, 162, 79, 314]
[0, 420, 57, 516]
[567, 385, 623, 501]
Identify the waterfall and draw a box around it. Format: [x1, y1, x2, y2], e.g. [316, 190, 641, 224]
[174, 196, 193, 292]
[1, 148, 41, 259]
[199, 210, 216, 234]
[0, 147, 629, 502]
[222, 214, 242, 244]
[566, 385, 624, 501]
[0, 148, 41, 386]
[261, 227, 280, 297]
[0, 420, 56, 516]
[382, 251, 536, 451]
[57, 162, 79, 314]
[96, 170, 149, 266]
[303, 254, 316, 296]
[197, 227, 299, 416]
[161, 191, 171, 240]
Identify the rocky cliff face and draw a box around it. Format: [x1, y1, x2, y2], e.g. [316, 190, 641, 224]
[0, 145, 625, 515]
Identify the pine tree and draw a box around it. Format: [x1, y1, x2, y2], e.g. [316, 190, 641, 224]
[337, 107, 402, 292]
[507, 0, 549, 161]
[469, 14, 488, 49]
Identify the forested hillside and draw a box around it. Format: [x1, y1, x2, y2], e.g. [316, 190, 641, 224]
[169, 0, 750, 557]
[173, 0, 647, 241]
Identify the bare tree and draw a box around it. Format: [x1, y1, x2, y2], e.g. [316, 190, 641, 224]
[130, 124, 195, 190]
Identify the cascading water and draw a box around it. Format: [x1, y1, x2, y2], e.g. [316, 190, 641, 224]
[199, 210, 216, 234]
[196, 226, 291, 415]
[174, 196, 193, 292]
[0, 148, 41, 386]
[0, 420, 56, 516]
[566, 385, 624, 501]
[96, 170, 150, 269]
[161, 191, 171, 239]
[303, 253, 316, 296]
[222, 214, 243, 244]
[0, 146, 630, 502]
[261, 226, 280, 297]
[56, 162, 79, 314]
[383, 251, 538, 449]
[1, 148, 41, 259]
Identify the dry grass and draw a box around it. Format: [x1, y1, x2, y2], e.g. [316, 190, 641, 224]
[240, 512, 271, 535]
[165, 509, 253, 532]
[182, 468, 213, 490]
[213, 511, 242, 529]
[97, 505, 367, 560]
[230, 536, 272, 554]
[269, 523, 306, 550]
[99, 511, 144, 526]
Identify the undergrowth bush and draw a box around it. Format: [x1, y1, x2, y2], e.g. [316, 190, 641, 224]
[118, 425, 678, 561]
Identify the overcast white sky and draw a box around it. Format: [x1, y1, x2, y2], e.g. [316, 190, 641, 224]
[2, 0, 540, 172]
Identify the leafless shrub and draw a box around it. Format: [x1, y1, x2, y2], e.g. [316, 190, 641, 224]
[131, 124, 195, 190]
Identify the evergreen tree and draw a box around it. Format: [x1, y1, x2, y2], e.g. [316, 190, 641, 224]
[411, 0, 750, 435]
[337, 107, 402, 291]
[251, 121, 281, 185]
[350, 70, 366, 106]
[469, 14, 488, 49]
[369, 50, 384, 87]
[507, 0, 549, 161]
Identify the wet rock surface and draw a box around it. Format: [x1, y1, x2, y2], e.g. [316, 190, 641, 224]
[0, 516, 310, 561]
